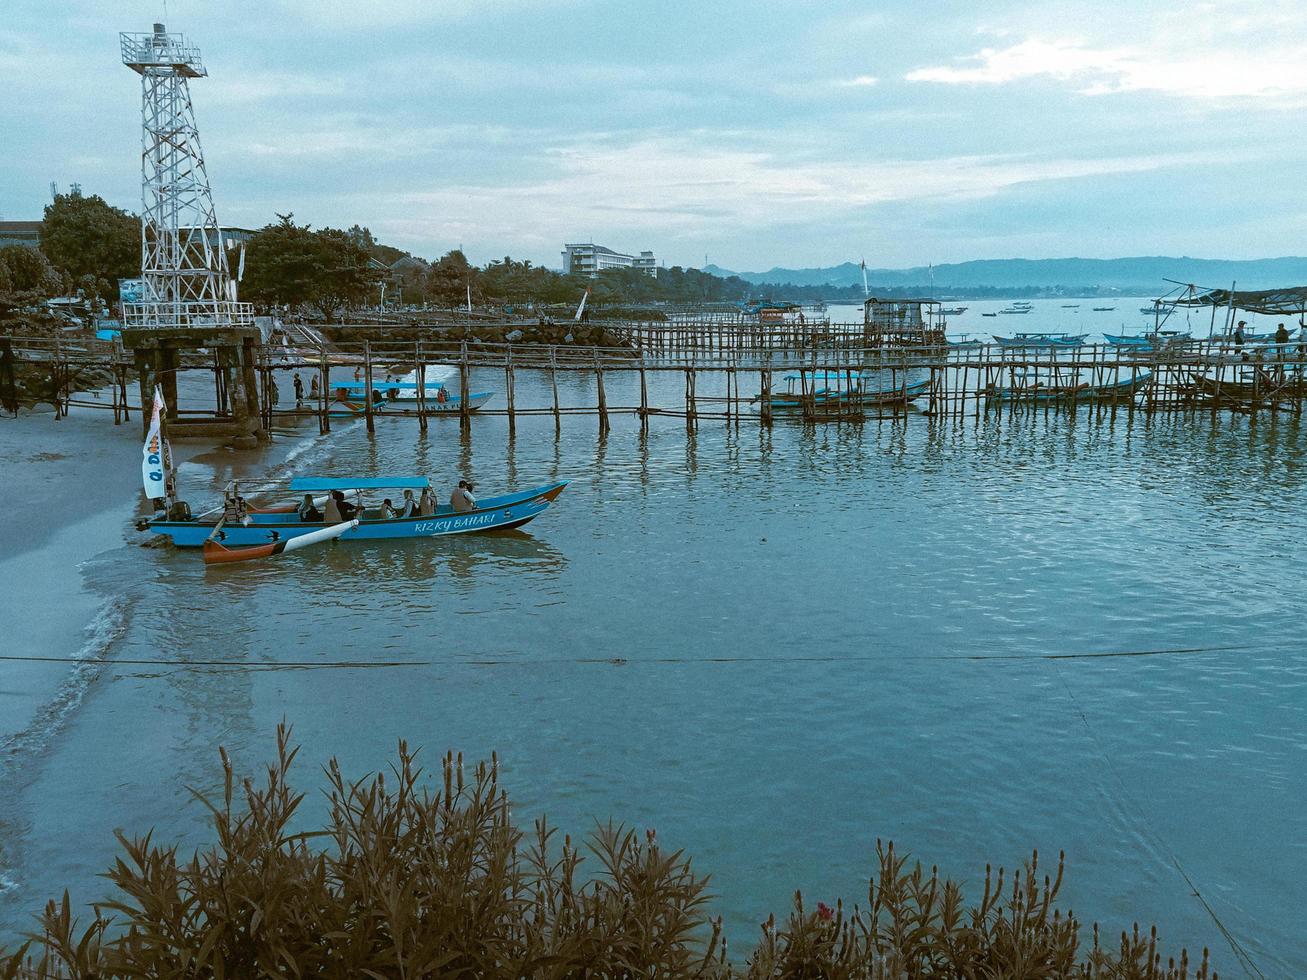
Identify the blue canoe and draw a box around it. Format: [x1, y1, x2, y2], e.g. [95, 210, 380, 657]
[145, 480, 567, 548]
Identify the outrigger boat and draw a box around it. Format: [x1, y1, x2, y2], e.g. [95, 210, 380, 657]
[141, 476, 568, 550]
[329, 381, 493, 417]
[760, 372, 930, 410]
[993, 332, 1086, 348]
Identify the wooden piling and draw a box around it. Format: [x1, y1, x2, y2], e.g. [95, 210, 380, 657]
[363, 341, 375, 434]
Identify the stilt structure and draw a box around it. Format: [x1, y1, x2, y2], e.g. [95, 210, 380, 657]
[120, 23, 266, 446]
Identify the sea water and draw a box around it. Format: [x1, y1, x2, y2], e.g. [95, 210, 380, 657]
[1, 362, 1305, 973]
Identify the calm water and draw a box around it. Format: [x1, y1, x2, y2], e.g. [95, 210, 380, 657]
[2, 364, 1306, 973]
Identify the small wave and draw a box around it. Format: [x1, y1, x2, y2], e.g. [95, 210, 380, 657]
[0, 600, 130, 775]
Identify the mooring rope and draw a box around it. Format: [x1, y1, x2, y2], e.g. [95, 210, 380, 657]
[1056, 666, 1266, 979]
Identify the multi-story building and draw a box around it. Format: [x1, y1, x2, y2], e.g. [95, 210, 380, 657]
[562, 242, 657, 278]
[0, 220, 42, 248]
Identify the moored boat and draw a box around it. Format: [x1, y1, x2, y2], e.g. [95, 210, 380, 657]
[143, 476, 567, 548]
[761, 372, 930, 410]
[987, 372, 1151, 402]
[993, 333, 1086, 348]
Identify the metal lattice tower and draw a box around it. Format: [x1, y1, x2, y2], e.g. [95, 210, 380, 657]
[120, 24, 251, 328]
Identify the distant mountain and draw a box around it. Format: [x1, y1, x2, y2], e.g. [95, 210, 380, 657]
[702, 257, 1307, 292]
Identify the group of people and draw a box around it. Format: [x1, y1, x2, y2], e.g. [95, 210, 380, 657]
[289, 373, 320, 407]
[295, 481, 475, 524]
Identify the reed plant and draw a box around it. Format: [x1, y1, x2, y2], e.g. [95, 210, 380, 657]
[2, 725, 1216, 978]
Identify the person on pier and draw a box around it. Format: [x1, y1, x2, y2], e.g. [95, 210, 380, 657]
[310, 375, 320, 400]
[293, 374, 304, 406]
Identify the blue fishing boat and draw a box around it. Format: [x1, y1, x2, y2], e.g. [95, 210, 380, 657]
[141, 476, 567, 549]
[329, 381, 493, 417]
[993, 333, 1086, 348]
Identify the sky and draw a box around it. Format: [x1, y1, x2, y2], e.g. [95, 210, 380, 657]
[2, 0, 1305, 270]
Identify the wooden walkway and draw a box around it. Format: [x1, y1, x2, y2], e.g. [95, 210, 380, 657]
[5, 326, 1306, 442]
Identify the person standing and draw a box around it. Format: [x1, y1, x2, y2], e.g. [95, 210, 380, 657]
[309, 374, 320, 400]
[293, 373, 304, 407]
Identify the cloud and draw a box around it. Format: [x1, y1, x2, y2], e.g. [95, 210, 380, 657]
[329, 133, 1214, 257]
[836, 75, 879, 88]
[906, 38, 1307, 101]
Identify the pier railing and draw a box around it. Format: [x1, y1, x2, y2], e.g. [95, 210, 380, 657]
[6, 329, 1307, 436]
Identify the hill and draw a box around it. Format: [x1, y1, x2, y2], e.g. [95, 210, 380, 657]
[703, 257, 1307, 293]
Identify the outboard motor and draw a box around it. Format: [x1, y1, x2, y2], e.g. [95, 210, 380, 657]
[167, 499, 192, 522]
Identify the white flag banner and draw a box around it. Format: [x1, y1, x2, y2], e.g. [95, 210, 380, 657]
[142, 386, 169, 500]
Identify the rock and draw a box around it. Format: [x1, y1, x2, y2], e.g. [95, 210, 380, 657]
[563, 333, 574, 343]
[505, 329, 524, 342]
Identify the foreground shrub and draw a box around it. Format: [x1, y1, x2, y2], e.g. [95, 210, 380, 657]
[2, 726, 1215, 978]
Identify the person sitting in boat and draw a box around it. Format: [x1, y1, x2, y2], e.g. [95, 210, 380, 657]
[451, 480, 477, 513]
[222, 491, 250, 527]
[323, 494, 343, 524]
[398, 488, 418, 518]
[380, 498, 398, 519]
[372, 388, 385, 408]
[418, 486, 436, 517]
[436, 386, 450, 404]
[331, 489, 358, 521]
[297, 493, 322, 523]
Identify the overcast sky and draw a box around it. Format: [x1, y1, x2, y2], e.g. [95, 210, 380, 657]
[2, 0, 1305, 270]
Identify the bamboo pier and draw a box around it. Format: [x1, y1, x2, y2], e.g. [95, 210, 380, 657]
[4, 323, 1307, 440]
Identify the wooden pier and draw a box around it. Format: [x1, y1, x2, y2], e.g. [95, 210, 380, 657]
[4, 322, 1306, 441]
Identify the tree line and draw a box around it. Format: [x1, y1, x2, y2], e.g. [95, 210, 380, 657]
[1, 189, 875, 334]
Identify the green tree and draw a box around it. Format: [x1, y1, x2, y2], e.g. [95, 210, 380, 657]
[0, 246, 63, 329]
[38, 192, 138, 300]
[239, 214, 324, 309]
[309, 228, 382, 321]
[424, 249, 478, 307]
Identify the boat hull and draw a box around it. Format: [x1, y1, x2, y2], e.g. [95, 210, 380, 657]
[148, 482, 567, 547]
[987, 373, 1151, 402]
[993, 335, 1086, 348]
[765, 379, 930, 410]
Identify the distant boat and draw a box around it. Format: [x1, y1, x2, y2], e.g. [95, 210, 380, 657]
[981, 312, 998, 318]
[1061, 304, 1081, 308]
[940, 306, 968, 316]
[993, 332, 1086, 349]
[998, 307, 1033, 315]
[947, 336, 983, 348]
[1091, 306, 1116, 312]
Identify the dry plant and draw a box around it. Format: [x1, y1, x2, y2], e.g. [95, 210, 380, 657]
[1, 725, 1216, 979]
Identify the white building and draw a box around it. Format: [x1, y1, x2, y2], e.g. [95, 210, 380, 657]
[562, 242, 657, 278]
